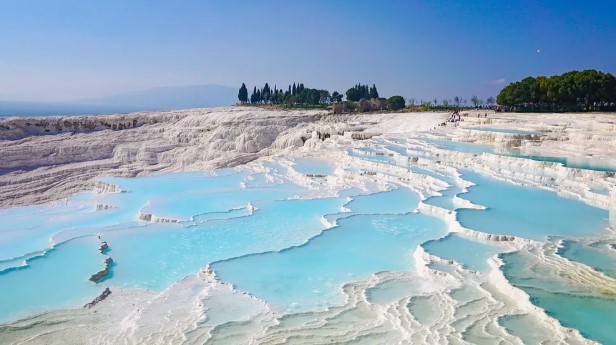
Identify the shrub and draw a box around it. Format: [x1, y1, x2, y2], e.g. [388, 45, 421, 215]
[387, 96, 405, 111]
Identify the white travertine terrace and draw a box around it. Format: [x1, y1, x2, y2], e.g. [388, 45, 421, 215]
[0, 107, 614, 344]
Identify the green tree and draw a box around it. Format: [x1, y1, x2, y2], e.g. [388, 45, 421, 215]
[346, 87, 361, 102]
[262, 83, 270, 103]
[331, 91, 340, 103]
[250, 86, 257, 104]
[369, 84, 379, 99]
[387, 96, 405, 111]
[333, 91, 343, 103]
[238, 83, 248, 104]
[496, 70, 616, 111]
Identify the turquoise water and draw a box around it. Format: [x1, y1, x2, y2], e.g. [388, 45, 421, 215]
[560, 156, 616, 172]
[104, 197, 347, 290]
[422, 171, 462, 210]
[420, 137, 616, 172]
[501, 251, 616, 344]
[212, 213, 447, 312]
[143, 188, 289, 220]
[0, 137, 613, 343]
[456, 170, 608, 240]
[0, 236, 104, 322]
[0, 192, 108, 261]
[558, 240, 616, 277]
[345, 187, 420, 214]
[421, 137, 496, 155]
[424, 187, 459, 210]
[292, 157, 336, 175]
[0, 166, 349, 321]
[422, 233, 502, 272]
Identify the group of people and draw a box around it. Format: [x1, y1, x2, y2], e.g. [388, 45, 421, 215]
[436, 109, 490, 129]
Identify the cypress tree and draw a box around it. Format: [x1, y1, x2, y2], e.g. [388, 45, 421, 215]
[250, 86, 257, 104]
[238, 83, 248, 104]
[263, 83, 270, 103]
[370, 84, 379, 99]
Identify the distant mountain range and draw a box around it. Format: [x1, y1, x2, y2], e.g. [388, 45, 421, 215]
[0, 84, 237, 117]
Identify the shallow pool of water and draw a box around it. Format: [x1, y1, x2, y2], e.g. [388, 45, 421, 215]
[457, 170, 609, 240]
[212, 212, 447, 312]
[558, 240, 616, 278]
[0, 236, 104, 322]
[292, 157, 336, 175]
[501, 250, 616, 344]
[422, 233, 502, 272]
[420, 137, 616, 172]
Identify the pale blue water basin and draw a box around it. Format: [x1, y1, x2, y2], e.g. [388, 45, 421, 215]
[292, 157, 336, 175]
[0, 236, 104, 322]
[420, 137, 616, 172]
[212, 213, 447, 312]
[347, 148, 397, 165]
[456, 171, 609, 240]
[0, 168, 306, 266]
[0, 171, 255, 262]
[421, 137, 496, 155]
[558, 240, 616, 278]
[143, 187, 292, 221]
[384, 144, 409, 155]
[498, 314, 554, 345]
[501, 251, 616, 344]
[345, 187, 420, 214]
[366, 279, 421, 305]
[424, 187, 460, 210]
[102, 197, 347, 290]
[0, 192, 111, 261]
[346, 147, 462, 211]
[422, 233, 502, 272]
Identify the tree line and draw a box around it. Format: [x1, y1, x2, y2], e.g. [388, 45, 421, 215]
[345, 84, 379, 101]
[237, 81, 412, 112]
[238, 82, 343, 106]
[496, 70, 616, 112]
[238, 82, 387, 106]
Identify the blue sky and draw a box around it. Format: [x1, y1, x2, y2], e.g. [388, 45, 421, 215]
[1, 0, 615, 102]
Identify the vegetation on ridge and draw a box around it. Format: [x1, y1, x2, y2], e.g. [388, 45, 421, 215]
[496, 70, 616, 112]
[237, 82, 390, 110]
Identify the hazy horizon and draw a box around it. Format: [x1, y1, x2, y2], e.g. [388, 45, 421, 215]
[2, 0, 616, 104]
[0, 84, 239, 116]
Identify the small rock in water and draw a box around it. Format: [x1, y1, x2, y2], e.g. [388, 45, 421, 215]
[83, 287, 111, 309]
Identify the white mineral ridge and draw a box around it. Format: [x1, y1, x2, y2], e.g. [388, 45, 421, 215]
[1, 107, 614, 345]
[0, 107, 447, 208]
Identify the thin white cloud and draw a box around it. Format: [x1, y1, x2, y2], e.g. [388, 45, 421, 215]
[490, 78, 506, 85]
